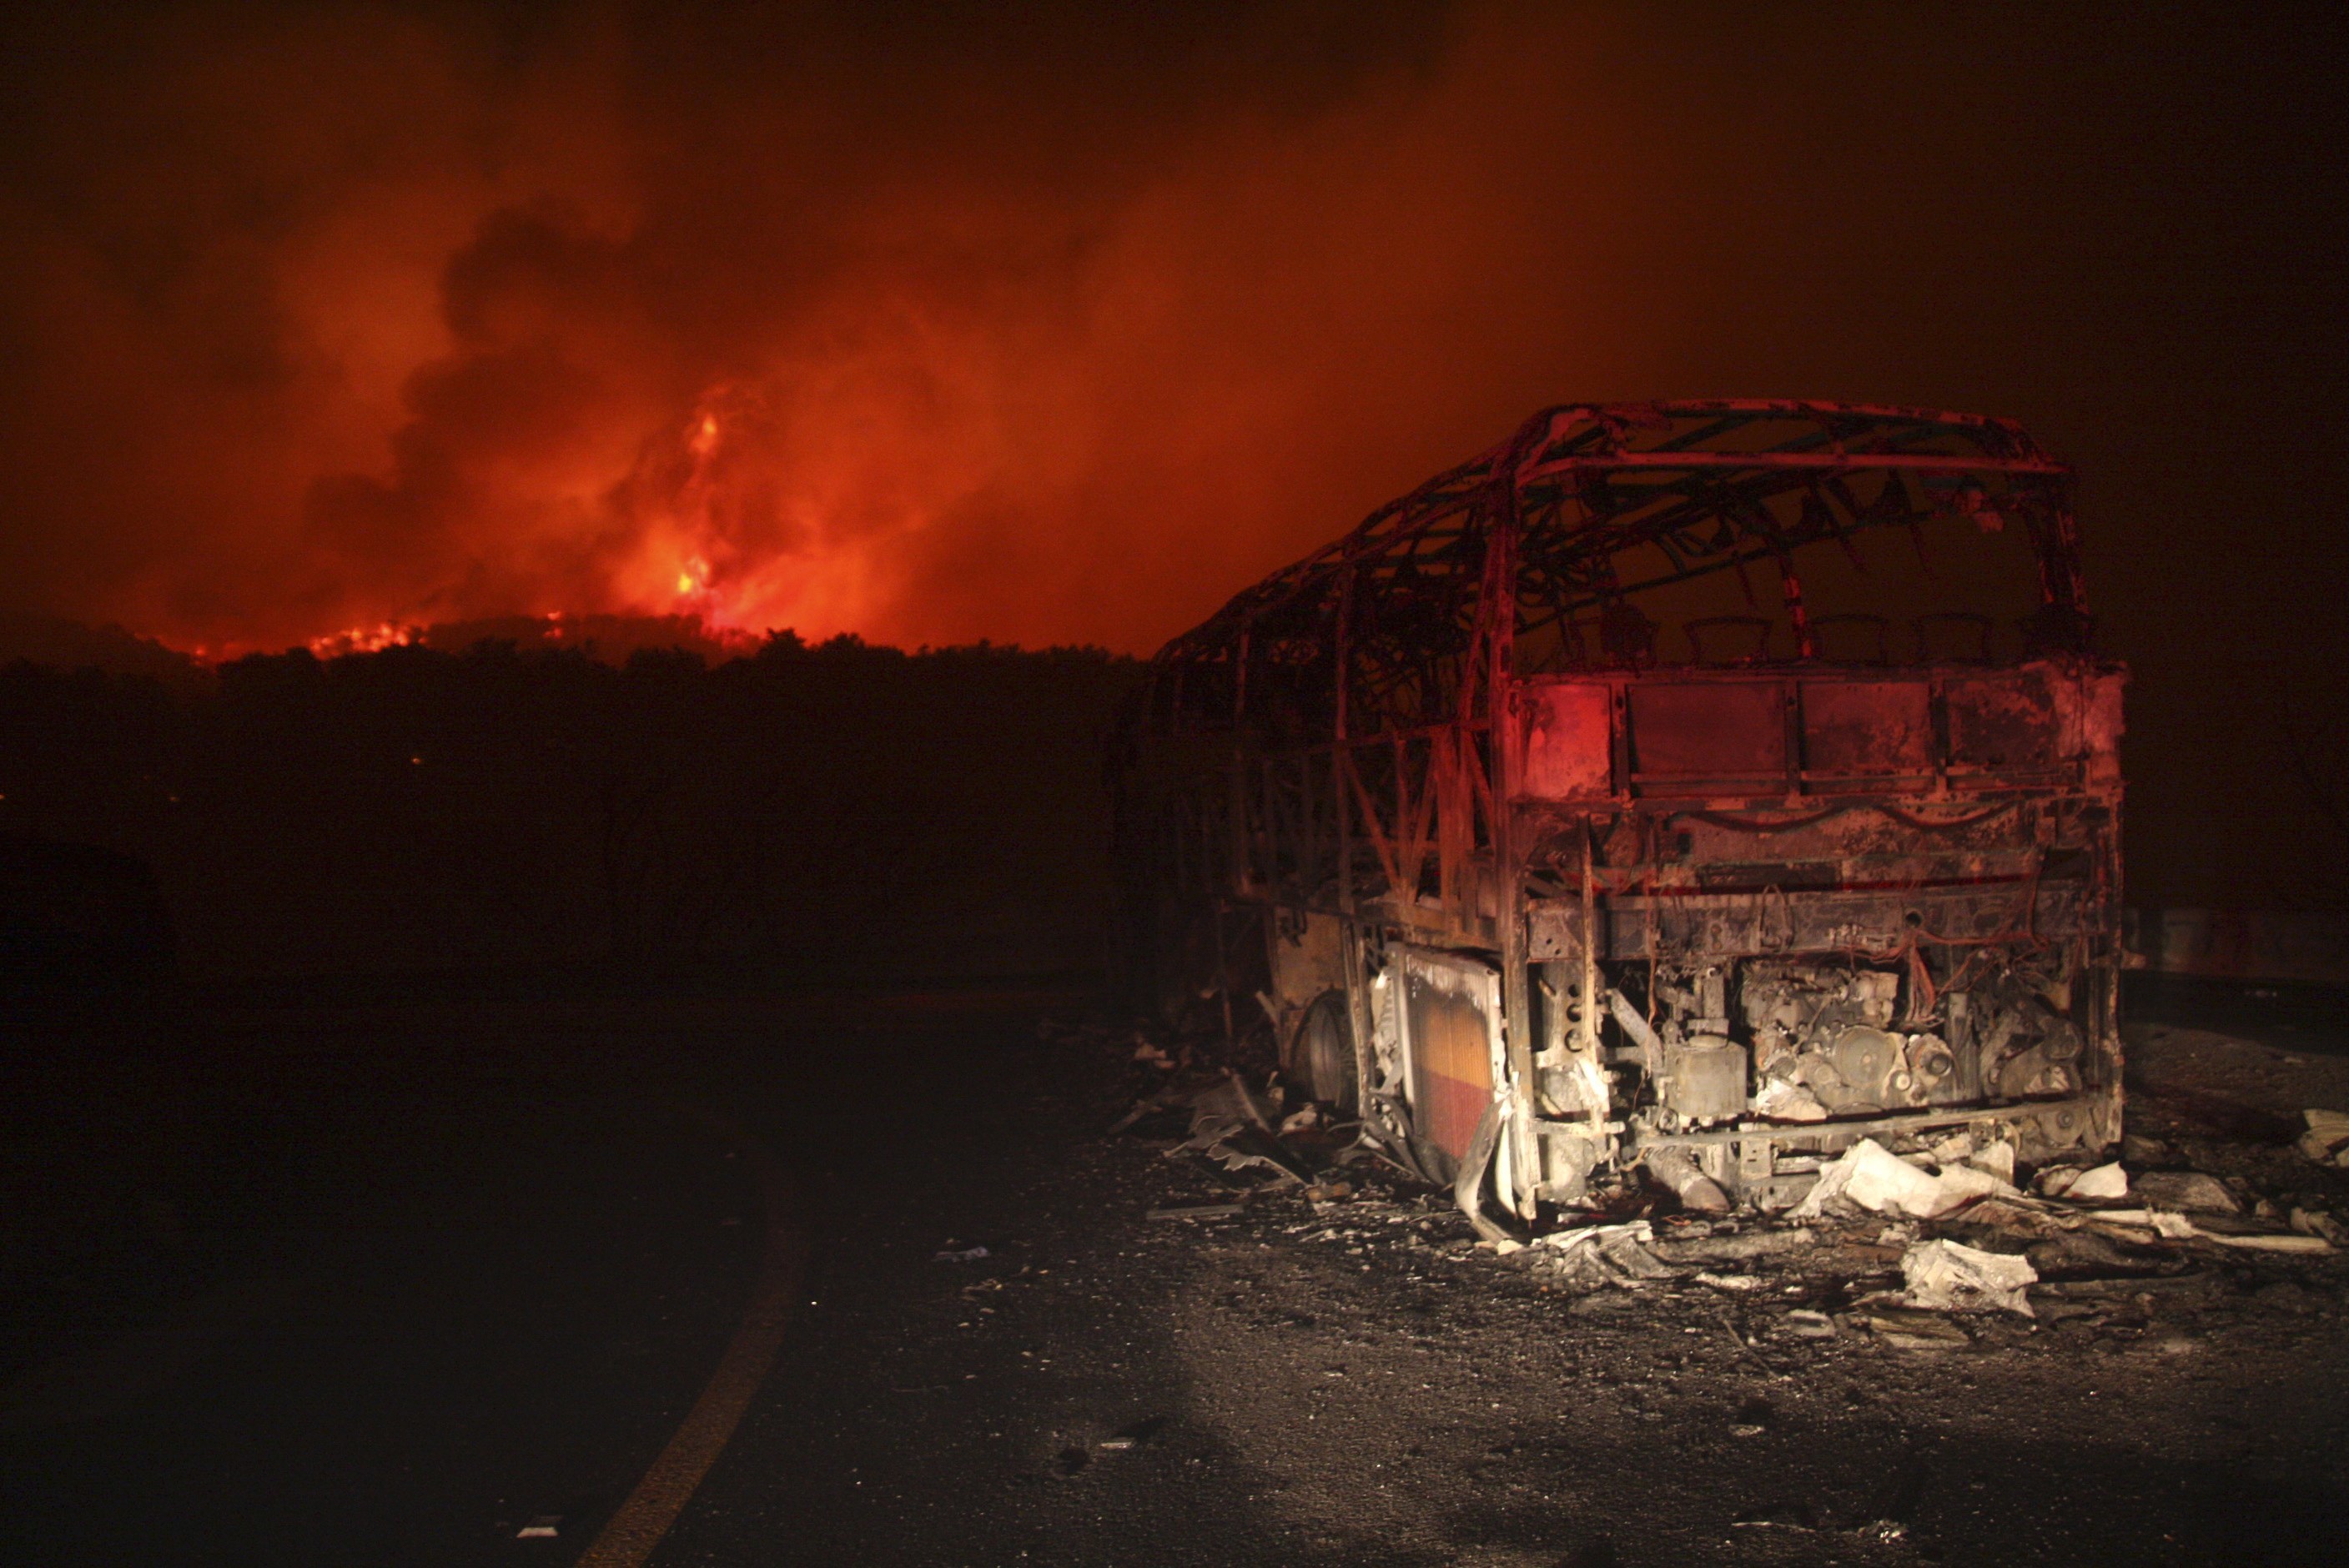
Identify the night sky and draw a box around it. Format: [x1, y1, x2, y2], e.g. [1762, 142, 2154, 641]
[2, 2, 2345, 902]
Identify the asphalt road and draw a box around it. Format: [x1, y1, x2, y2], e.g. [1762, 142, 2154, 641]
[0, 981, 1069, 1566]
[2, 977, 2344, 1567]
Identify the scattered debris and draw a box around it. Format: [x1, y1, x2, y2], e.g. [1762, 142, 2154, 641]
[1104, 1002, 2344, 1353]
[1099, 1416, 1168, 1451]
[2183, 1229, 2331, 1255]
[1163, 1073, 1318, 1186]
[2065, 1163, 2130, 1200]
[2300, 1109, 2349, 1168]
[1853, 1306, 1973, 1349]
[1644, 1146, 1731, 1214]
[1650, 1227, 1818, 1264]
[1968, 1141, 2018, 1184]
[2132, 1170, 2240, 1214]
[1790, 1138, 2018, 1220]
[1531, 1219, 1656, 1253]
[2085, 1206, 2195, 1240]
[1694, 1272, 1763, 1292]
[2034, 1164, 2087, 1197]
[1901, 1239, 2038, 1315]
[1147, 1203, 1245, 1222]
[1530, 1219, 1673, 1287]
[2088, 1207, 2331, 1253]
[933, 1245, 991, 1264]
[1751, 1078, 1828, 1123]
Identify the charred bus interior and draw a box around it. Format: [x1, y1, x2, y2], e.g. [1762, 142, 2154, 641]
[1115, 400, 2125, 1227]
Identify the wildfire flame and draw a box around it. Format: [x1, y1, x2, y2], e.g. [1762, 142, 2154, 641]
[309, 622, 418, 659]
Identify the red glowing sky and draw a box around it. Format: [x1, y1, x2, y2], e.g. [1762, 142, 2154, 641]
[0, 3, 2343, 666]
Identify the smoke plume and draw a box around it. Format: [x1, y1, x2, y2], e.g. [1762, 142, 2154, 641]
[0, 3, 2342, 666]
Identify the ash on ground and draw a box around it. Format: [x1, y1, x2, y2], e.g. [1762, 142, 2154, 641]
[707, 1015, 2349, 1568]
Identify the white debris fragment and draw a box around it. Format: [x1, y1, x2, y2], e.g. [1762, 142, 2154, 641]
[1965, 1141, 2017, 1184]
[1785, 1304, 1841, 1342]
[2191, 1230, 2331, 1254]
[2065, 1163, 2130, 1200]
[1929, 1161, 2020, 1208]
[1753, 1078, 1828, 1122]
[2298, 1109, 2349, 1168]
[1921, 1132, 2016, 1186]
[1778, 1309, 1837, 1339]
[1695, 1272, 1763, 1292]
[1531, 1219, 1671, 1284]
[2035, 1165, 2087, 1198]
[1532, 1219, 1654, 1251]
[1791, 1139, 1939, 1219]
[517, 1517, 561, 1539]
[2085, 1208, 2328, 1250]
[1789, 1138, 2015, 1220]
[2090, 1207, 2198, 1239]
[1900, 1239, 2038, 1316]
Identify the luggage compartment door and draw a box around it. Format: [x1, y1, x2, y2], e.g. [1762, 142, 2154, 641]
[1398, 948, 1509, 1195]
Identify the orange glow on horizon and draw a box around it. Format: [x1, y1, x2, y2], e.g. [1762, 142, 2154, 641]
[17, 5, 2326, 678]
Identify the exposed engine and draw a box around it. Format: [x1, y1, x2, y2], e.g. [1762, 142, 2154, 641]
[1617, 949, 2087, 1129]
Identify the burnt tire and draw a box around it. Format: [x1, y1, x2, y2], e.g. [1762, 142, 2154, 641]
[1294, 990, 1361, 1117]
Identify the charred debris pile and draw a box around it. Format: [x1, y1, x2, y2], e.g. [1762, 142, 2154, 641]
[1074, 1010, 2349, 1346]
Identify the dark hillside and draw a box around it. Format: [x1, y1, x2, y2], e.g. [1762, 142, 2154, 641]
[0, 633, 1139, 983]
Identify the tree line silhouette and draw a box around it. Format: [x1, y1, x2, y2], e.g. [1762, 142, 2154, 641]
[0, 631, 1139, 985]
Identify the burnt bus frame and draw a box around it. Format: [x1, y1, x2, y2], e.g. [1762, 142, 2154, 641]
[1118, 400, 2125, 1217]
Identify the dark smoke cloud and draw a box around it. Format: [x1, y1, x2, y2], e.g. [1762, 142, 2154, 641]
[0, 0, 2343, 681]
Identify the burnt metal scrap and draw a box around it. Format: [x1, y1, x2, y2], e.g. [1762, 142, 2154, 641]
[1115, 400, 2130, 1234]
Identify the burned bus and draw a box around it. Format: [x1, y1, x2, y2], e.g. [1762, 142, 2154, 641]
[1115, 400, 2125, 1227]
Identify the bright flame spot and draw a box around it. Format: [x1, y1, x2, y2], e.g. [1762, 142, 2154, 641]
[688, 413, 721, 458]
[309, 621, 417, 658]
[676, 555, 710, 598]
